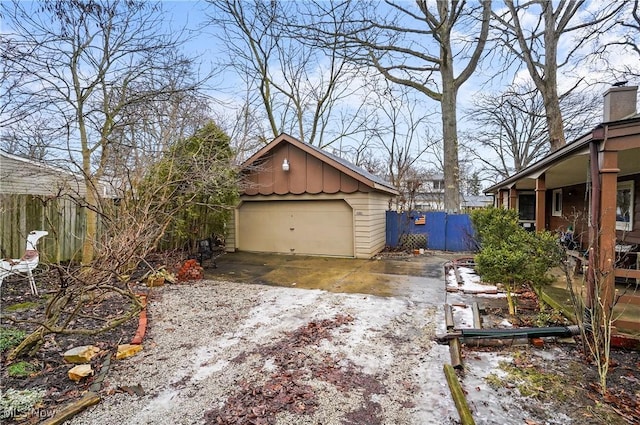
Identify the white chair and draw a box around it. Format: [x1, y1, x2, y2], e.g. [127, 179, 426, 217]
[0, 230, 49, 296]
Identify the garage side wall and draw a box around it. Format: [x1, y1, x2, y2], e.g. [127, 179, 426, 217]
[225, 208, 238, 253]
[345, 192, 390, 258]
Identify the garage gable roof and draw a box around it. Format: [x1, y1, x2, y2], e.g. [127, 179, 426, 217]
[241, 134, 398, 195]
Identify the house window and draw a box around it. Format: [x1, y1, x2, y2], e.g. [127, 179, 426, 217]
[616, 181, 634, 231]
[518, 193, 536, 221]
[552, 189, 562, 217]
[433, 180, 445, 190]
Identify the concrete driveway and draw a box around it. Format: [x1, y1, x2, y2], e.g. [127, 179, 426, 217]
[207, 250, 460, 302]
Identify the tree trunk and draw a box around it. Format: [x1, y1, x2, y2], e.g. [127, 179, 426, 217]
[542, 9, 565, 152]
[440, 38, 460, 213]
[441, 92, 460, 213]
[505, 282, 516, 316]
[81, 180, 98, 265]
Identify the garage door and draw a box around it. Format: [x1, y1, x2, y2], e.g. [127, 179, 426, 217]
[238, 200, 354, 257]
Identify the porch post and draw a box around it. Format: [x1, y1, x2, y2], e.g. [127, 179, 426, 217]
[598, 149, 619, 315]
[535, 174, 546, 232]
[509, 188, 518, 210]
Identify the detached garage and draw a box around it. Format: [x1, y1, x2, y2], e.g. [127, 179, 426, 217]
[226, 134, 398, 258]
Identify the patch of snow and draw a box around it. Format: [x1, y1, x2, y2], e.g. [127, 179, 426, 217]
[453, 305, 474, 329]
[531, 346, 568, 362]
[458, 266, 481, 285]
[461, 352, 526, 425]
[446, 268, 458, 287]
[193, 359, 229, 382]
[240, 288, 325, 341]
[457, 266, 499, 294]
[317, 294, 410, 374]
[132, 389, 179, 423]
[500, 319, 513, 328]
[413, 344, 458, 423]
[262, 358, 277, 372]
[476, 293, 507, 299]
[446, 265, 500, 295]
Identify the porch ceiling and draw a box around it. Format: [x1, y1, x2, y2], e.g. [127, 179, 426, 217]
[512, 147, 640, 191]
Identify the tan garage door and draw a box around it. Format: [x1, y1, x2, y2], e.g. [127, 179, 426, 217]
[238, 200, 354, 257]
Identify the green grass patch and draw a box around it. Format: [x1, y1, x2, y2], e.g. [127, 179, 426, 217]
[0, 328, 26, 352]
[4, 301, 40, 312]
[484, 356, 573, 402]
[7, 361, 36, 378]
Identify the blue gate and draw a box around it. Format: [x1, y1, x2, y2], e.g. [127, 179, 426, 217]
[385, 211, 476, 252]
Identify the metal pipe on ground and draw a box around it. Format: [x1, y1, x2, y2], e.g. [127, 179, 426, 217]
[460, 325, 580, 339]
[436, 325, 580, 343]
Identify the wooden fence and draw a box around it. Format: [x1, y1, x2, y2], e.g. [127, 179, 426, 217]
[0, 194, 228, 262]
[0, 194, 86, 262]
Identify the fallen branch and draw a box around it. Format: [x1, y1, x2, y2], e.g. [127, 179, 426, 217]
[41, 391, 101, 425]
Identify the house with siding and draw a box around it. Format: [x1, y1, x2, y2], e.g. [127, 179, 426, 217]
[413, 174, 446, 211]
[225, 134, 398, 258]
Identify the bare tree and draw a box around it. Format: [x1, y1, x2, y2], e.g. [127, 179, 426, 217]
[463, 82, 549, 182]
[207, 0, 369, 148]
[492, 1, 623, 151]
[363, 81, 437, 210]
[463, 81, 601, 184]
[0, 116, 56, 161]
[107, 60, 213, 182]
[621, 0, 640, 71]
[301, 0, 491, 213]
[219, 97, 270, 164]
[1, 0, 205, 264]
[586, 1, 640, 82]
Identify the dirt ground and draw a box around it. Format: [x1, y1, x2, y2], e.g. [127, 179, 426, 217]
[459, 293, 640, 425]
[1, 251, 639, 424]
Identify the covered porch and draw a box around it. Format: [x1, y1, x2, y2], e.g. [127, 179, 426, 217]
[485, 85, 640, 334]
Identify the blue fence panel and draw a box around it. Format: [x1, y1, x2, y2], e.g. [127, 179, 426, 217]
[385, 210, 403, 247]
[424, 211, 446, 250]
[385, 210, 476, 252]
[445, 214, 475, 251]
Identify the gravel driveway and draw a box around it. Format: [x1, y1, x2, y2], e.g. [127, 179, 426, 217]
[69, 262, 459, 425]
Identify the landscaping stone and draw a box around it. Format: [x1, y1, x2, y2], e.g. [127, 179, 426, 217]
[63, 346, 100, 364]
[116, 344, 142, 360]
[68, 364, 93, 382]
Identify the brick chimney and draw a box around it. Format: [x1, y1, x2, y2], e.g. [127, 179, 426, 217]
[603, 85, 638, 122]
